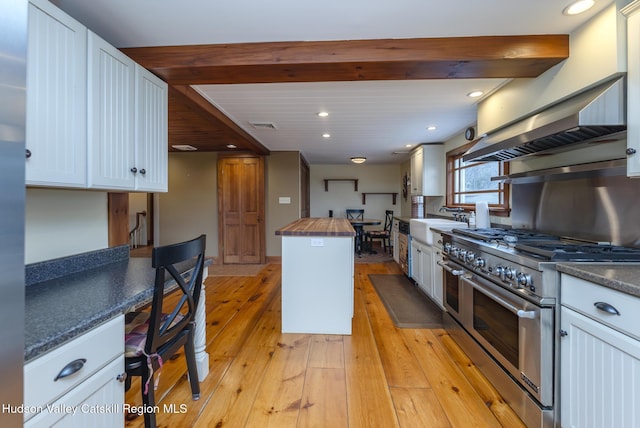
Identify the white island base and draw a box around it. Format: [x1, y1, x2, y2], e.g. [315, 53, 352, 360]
[281, 233, 354, 335]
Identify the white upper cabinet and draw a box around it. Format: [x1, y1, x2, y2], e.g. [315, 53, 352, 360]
[26, 0, 87, 187]
[87, 31, 168, 192]
[625, 1, 640, 177]
[26, 0, 168, 192]
[87, 31, 136, 190]
[410, 144, 445, 196]
[134, 65, 168, 192]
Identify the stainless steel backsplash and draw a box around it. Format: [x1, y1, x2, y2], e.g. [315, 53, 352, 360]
[512, 175, 640, 247]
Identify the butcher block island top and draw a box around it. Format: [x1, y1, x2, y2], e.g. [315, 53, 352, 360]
[276, 217, 356, 237]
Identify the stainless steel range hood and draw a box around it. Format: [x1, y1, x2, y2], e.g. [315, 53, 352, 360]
[463, 77, 626, 162]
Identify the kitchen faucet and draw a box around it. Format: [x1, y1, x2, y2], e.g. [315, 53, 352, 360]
[439, 206, 464, 213]
[439, 207, 466, 222]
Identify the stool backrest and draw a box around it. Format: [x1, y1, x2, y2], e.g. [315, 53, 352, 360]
[384, 210, 394, 232]
[147, 234, 206, 353]
[346, 209, 364, 220]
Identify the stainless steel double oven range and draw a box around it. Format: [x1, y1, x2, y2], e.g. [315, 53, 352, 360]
[439, 228, 640, 428]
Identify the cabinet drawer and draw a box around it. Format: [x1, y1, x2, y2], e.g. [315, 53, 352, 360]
[24, 315, 123, 414]
[24, 356, 124, 426]
[561, 274, 640, 339]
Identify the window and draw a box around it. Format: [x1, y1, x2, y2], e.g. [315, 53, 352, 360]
[446, 142, 510, 214]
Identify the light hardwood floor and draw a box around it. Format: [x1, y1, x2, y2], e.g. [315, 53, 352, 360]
[124, 261, 526, 428]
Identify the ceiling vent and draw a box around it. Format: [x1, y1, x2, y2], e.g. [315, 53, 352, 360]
[249, 121, 278, 130]
[171, 144, 197, 151]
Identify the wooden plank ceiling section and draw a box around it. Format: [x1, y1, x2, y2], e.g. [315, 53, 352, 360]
[122, 36, 569, 154]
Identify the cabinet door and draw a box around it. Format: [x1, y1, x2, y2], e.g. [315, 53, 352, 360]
[24, 357, 124, 427]
[432, 247, 445, 308]
[410, 146, 423, 195]
[410, 144, 445, 196]
[26, 0, 87, 187]
[422, 144, 445, 196]
[627, 4, 640, 176]
[410, 240, 421, 284]
[87, 31, 135, 190]
[560, 306, 640, 428]
[421, 245, 433, 297]
[135, 65, 168, 192]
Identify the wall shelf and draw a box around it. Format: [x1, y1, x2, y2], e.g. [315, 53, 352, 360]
[362, 192, 398, 205]
[324, 178, 358, 191]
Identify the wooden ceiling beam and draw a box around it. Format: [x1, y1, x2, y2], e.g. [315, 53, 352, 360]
[123, 35, 569, 85]
[168, 85, 270, 154]
[122, 36, 569, 153]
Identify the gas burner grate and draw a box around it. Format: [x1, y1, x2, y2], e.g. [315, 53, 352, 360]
[516, 242, 640, 261]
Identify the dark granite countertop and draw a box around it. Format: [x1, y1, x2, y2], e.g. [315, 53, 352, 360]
[557, 263, 640, 298]
[25, 245, 209, 362]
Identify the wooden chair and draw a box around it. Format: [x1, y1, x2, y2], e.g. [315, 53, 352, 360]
[124, 235, 206, 428]
[346, 209, 364, 220]
[366, 210, 393, 254]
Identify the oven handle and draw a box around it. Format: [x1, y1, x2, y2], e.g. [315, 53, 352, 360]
[461, 276, 537, 319]
[437, 260, 466, 276]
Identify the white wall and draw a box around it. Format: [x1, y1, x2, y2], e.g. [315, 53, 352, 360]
[310, 164, 403, 220]
[25, 189, 108, 263]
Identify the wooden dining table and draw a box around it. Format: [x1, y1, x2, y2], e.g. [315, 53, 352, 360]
[349, 218, 382, 256]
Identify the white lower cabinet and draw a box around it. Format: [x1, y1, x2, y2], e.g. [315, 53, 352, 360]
[431, 242, 445, 308]
[24, 316, 125, 427]
[24, 357, 124, 427]
[560, 274, 640, 428]
[410, 239, 434, 297]
[410, 239, 423, 288]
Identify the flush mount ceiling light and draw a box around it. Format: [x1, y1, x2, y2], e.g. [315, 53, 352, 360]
[350, 157, 367, 164]
[467, 90, 484, 98]
[427, 125, 437, 131]
[322, 133, 331, 138]
[317, 111, 329, 117]
[226, 144, 237, 149]
[404, 144, 413, 148]
[171, 144, 197, 151]
[563, 0, 595, 15]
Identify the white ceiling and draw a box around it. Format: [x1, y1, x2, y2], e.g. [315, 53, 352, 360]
[53, 0, 616, 164]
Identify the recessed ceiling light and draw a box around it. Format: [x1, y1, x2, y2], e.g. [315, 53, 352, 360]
[467, 90, 484, 98]
[171, 144, 197, 151]
[404, 144, 413, 148]
[427, 126, 437, 131]
[563, 0, 594, 15]
[226, 144, 237, 149]
[322, 133, 331, 138]
[350, 157, 367, 164]
[317, 111, 329, 117]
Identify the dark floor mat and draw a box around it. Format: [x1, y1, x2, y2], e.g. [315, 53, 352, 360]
[368, 274, 444, 328]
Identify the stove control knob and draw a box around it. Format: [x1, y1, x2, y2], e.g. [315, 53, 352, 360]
[451, 247, 459, 257]
[443, 243, 451, 253]
[474, 257, 486, 268]
[458, 250, 467, 261]
[504, 267, 515, 280]
[466, 252, 475, 263]
[494, 265, 504, 278]
[516, 272, 532, 288]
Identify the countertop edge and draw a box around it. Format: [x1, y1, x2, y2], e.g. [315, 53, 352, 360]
[557, 263, 640, 298]
[25, 254, 212, 362]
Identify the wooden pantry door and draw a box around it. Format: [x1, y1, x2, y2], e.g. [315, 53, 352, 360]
[218, 155, 265, 264]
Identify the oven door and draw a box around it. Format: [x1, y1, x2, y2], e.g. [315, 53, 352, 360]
[438, 258, 467, 324]
[460, 273, 554, 407]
